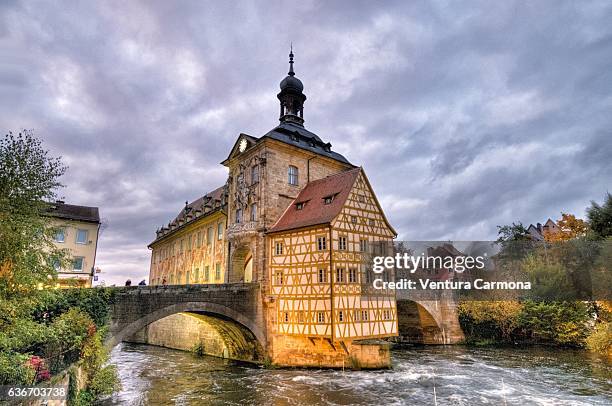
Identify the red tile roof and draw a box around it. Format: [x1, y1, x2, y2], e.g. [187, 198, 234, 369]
[269, 167, 361, 233]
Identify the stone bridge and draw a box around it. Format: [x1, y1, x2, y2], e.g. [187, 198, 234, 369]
[106, 282, 464, 364]
[395, 289, 465, 344]
[107, 283, 267, 361]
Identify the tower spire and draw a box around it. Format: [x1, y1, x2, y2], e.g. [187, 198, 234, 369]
[278, 45, 306, 126]
[288, 43, 295, 76]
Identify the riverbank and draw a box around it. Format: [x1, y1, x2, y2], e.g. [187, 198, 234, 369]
[103, 343, 611, 405]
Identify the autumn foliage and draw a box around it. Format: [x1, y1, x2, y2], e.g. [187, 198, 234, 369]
[543, 213, 590, 242]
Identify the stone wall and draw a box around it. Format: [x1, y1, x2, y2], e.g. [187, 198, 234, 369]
[269, 335, 391, 369]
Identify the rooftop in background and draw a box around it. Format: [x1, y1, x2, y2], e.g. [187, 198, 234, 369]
[46, 201, 100, 224]
[269, 167, 361, 233]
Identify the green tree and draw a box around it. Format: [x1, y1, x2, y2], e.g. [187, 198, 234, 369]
[496, 222, 531, 242]
[587, 193, 612, 239]
[0, 130, 67, 297]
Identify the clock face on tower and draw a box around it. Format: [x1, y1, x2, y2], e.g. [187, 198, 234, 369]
[238, 139, 247, 153]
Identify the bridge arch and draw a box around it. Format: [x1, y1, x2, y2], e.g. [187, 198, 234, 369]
[396, 299, 446, 344]
[107, 301, 266, 355]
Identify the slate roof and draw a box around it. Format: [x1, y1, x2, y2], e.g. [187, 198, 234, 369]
[222, 122, 352, 166]
[150, 185, 227, 246]
[269, 167, 361, 233]
[262, 122, 352, 164]
[46, 202, 100, 223]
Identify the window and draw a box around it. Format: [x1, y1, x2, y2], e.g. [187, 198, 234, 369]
[236, 208, 243, 224]
[250, 203, 257, 221]
[284, 312, 289, 322]
[317, 311, 325, 324]
[288, 165, 298, 185]
[361, 310, 369, 321]
[358, 195, 365, 203]
[336, 268, 345, 283]
[207, 227, 213, 245]
[204, 266, 210, 282]
[353, 310, 361, 322]
[338, 236, 347, 250]
[187, 236, 192, 251]
[275, 271, 284, 285]
[348, 268, 357, 283]
[365, 267, 373, 284]
[296, 202, 305, 210]
[180, 239, 184, 253]
[318, 268, 327, 283]
[323, 196, 333, 205]
[217, 222, 224, 240]
[215, 263, 221, 280]
[197, 231, 203, 247]
[185, 271, 190, 284]
[52, 258, 61, 271]
[251, 165, 259, 184]
[194, 268, 199, 283]
[360, 239, 368, 253]
[369, 219, 375, 227]
[383, 309, 391, 320]
[73, 257, 84, 271]
[338, 311, 344, 322]
[317, 236, 327, 251]
[298, 311, 305, 323]
[351, 216, 358, 224]
[275, 242, 283, 255]
[76, 229, 88, 244]
[55, 228, 65, 243]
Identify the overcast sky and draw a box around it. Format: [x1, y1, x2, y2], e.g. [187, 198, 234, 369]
[1, 1, 611, 286]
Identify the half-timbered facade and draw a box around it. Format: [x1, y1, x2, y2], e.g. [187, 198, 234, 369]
[268, 168, 397, 354]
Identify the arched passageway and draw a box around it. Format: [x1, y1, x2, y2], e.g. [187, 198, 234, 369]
[230, 245, 253, 283]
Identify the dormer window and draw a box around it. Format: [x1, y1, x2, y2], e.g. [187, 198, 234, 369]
[323, 195, 334, 205]
[296, 201, 306, 210]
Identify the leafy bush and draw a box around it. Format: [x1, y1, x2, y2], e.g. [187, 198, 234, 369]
[0, 352, 35, 385]
[458, 301, 522, 342]
[517, 301, 590, 346]
[459, 300, 592, 347]
[0, 318, 49, 353]
[586, 322, 612, 355]
[48, 308, 94, 354]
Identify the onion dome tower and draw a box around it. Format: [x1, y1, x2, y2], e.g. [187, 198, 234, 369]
[278, 46, 306, 126]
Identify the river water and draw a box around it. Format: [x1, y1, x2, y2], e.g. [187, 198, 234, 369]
[103, 343, 611, 405]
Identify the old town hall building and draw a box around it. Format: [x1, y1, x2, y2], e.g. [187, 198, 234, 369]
[148, 51, 398, 367]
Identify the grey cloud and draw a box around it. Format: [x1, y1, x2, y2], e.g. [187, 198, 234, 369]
[1, 0, 611, 284]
